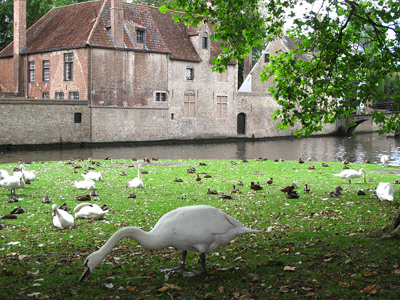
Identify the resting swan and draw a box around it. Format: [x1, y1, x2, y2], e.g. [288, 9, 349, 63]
[0, 169, 9, 180]
[74, 179, 96, 190]
[74, 203, 108, 220]
[52, 204, 74, 229]
[333, 168, 366, 184]
[82, 171, 102, 181]
[80, 205, 259, 281]
[128, 164, 144, 188]
[376, 182, 394, 202]
[20, 164, 36, 181]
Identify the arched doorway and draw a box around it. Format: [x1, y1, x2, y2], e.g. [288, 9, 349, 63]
[237, 113, 246, 134]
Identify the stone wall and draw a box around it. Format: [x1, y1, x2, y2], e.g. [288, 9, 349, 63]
[0, 98, 90, 145]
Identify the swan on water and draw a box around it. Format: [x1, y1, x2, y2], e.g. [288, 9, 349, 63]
[79, 205, 259, 281]
[333, 168, 366, 184]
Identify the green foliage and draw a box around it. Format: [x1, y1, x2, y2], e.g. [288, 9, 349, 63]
[0, 0, 89, 51]
[0, 158, 399, 299]
[161, 0, 400, 136]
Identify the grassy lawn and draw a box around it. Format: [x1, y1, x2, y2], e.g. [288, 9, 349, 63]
[0, 158, 399, 299]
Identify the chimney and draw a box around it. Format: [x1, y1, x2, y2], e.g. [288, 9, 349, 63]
[243, 49, 252, 82]
[13, 0, 26, 96]
[111, 0, 124, 48]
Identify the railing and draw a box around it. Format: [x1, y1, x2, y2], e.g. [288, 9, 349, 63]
[374, 101, 399, 112]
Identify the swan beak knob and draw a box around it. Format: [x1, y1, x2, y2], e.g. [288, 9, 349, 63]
[80, 266, 91, 282]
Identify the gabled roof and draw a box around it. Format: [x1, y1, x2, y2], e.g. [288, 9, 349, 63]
[0, 0, 211, 62]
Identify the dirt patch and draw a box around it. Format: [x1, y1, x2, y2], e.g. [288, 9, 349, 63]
[368, 167, 400, 176]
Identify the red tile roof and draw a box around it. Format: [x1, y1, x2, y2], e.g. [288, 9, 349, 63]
[0, 0, 218, 62]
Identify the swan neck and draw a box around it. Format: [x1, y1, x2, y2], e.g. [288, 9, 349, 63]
[138, 168, 142, 180]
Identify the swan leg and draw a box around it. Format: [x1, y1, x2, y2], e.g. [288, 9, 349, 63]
[160, 251, 187, 273]
[200, 253, 207, 275]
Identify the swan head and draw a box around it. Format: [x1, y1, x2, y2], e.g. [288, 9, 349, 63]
[51, 204, 57, 216]
[80, 251, 103, 282]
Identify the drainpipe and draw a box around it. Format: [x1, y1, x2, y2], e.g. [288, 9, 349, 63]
[25, 54, 28, 98]
[89, 46, 93, 142]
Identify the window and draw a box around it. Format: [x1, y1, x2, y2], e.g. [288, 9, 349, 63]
[137, 29, 144, 43]
[264, 54, 270, 63]
[202, 36, 208, 49]
[55, 92, 64, 99]
[217, 69, 228, 82]
[74, 112, 82, 123]
[42, 60, 49, 81]
[28, 62, 35, 82]
[186, 67, 194, 80]
[184, 92, 195, 117]
[64, 53, 73, 81]
[69, 91, 79, 100]
[217, 96, 228, 118]
[155, 92, 166, 102]
[42, 92, 49, 99]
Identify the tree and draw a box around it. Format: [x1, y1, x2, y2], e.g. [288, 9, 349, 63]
[162, 0, 400, 136]
[0, 0, 89, 51]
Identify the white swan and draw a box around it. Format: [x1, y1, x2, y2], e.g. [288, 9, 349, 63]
[20, 164, 36, 181]
[52, 204, 74, 229]
[0, 169, 9, 180]
[380, 155, 389, 167]
[376, 182, 394, 202]
[74, 203, 108, 220]
[128, 164, 144, 188]
[333, 168, 366, 184]
[79, 205, 259, 281]
[82, 171, 102, 181]
[0, 174, 25, 194]
[74, 179, 96, 190]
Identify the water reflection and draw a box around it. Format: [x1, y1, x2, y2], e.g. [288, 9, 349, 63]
[0, 133, 399, 165]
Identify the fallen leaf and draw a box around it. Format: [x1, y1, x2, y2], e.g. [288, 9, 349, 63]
[126, 286, 136, 292]
[279, 285, 291, 293]
[217, 285, 224, 294]
[158, 283, 182, 292]
[284, 266, 296, 271]
[361, 284, 377, 295]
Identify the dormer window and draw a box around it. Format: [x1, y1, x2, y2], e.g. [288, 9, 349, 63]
[202, 35, 208, 49]
[137, 29, 144, 43]
[264, 54, 270, 63]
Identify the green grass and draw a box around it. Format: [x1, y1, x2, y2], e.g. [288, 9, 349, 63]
[0, 158, 399, 299]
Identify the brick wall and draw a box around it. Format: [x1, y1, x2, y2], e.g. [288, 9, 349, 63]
[0, 57, 15, 94]
[0, 99, 90, 145]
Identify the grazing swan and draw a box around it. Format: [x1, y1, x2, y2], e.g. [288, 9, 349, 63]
[74, 179, 96, 190]
[0, 169, 9, 180]
[333, 168, 366, 184]
[380, 155, 389, 167]
[0, 174, 25, 194]
[82, 171, 102, 181]
[74, 203, 108, 220]
[128, 165, 144, 188]
[376, 182, 394, 202]
[52, 204, 74, 229]
[79, 205, 259, 281]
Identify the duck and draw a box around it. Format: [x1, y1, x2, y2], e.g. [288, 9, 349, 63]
[76, 194, 91, 201]
[82, 171, 102, 181]
[0, 174, 25, 195]
[219, 193, 232, 199]
[172, 178, 183, 182]
[127, 193, 137, 198]
[304, 184, 310, 193]
[376, 182, 394, 202]
[199, 162, 207, 166]
[9, 206, 25, 214]
[380, 155, 389, 167]
[357, 190, 366, 196]
[298, 158, 305, 164]
[74, 179, 96, 190]
[101, 204, 109, 211]
[58, 203, 69, 211]
[128, 165, 144, 188]
[333, 168, 366, 184]
[42, 196, 52, 203]
[280, 185, 294, 194]
[0, 169, 9, 180]
[8, 196, 19, 203]
[308, 166, 315, 170]
[52, 204, 74, 229]
[89, 190, 98, 197]
[321, 163, 329, 167]
[120, 171, 127, 176]
[195, 174, 201, 182]
[204, 173, 212, 178]
[286, 190, 300, 199]
[230, 161, 237, 165]
[1, 214, 17, 219]
[79, 205, 259, 281]
[250, 182, 263, 191]
[237, 180, 244, 186]
[187, 167, 196, 173]
[343, 159, 349, 165]
[206, 188, 218, 195]
[267, 178, 273, 185]
[74, 203, 108, 220]
[231, 185, 241, 194]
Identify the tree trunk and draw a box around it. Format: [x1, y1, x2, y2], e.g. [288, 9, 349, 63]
[382, 210, 400, 239]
